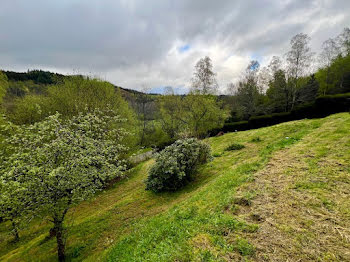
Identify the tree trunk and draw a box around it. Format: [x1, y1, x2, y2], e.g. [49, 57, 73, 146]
[11, 219, 19, 242]
[54, 219, 65, 262]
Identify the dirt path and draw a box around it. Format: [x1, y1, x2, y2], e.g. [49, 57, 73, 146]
[233, 117, 350, 261]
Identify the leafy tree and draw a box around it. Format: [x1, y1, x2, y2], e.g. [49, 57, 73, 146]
[9, 95, 49, 124]
[0, 71, 8, 105]
[235, 61, 265, 118]
[133, 86, 156, 145]
[9, 77, 138, 147]
[191, 56, 218, 94]
[159, 93, 226, 138]
[0, 109, 128, 261]
[266, 69, 290, 112]
[297, 74, 319, 103]
[0, 162, 34, 241]
[159, 93, 183, 139]
[182, 94, 226, 138]
[7, 81, 29, 97]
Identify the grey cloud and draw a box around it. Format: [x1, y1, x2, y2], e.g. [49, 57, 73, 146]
[0, 0, 349, 90]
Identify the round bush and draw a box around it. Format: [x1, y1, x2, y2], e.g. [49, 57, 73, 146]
[145, 138, 212, 192]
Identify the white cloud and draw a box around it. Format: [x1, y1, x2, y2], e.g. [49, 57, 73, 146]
[0, 0, 349, 92]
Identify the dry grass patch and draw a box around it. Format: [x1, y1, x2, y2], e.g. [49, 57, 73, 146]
[231, 114, 350, 261]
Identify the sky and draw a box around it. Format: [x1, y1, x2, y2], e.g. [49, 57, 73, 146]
[0, 0, 349, 94]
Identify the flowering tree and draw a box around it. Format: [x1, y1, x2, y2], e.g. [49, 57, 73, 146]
[0, 109, 128, 261]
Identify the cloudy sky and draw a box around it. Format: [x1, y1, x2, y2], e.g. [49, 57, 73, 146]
[1, 0, 349, 93]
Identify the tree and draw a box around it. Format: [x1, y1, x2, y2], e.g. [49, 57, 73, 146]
[159, 94, 183, 139]
[9, 77, 138, 147]
[159, 93, 226, 138]
[297, 74, 319, 103]
[285, 33, 314, 109]
[134, 86, 155, 145]
[235, 60, 264, 118]
[191, 56, 218, 94]
[266, 69, 290, 112]
[0, 71, 9, 105]
[318, 38, 340, 94]
[337, 27, 350, 56]
[0, 167, 34, 241]
[1, 109, 128, 261]
[179, 94, 226, 138]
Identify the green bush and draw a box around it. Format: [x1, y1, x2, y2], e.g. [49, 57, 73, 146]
[225, 143, 245, 151]
[250, 137, 262, 143]
[145, 138, 212, 192]
[217, 92, 350, 135]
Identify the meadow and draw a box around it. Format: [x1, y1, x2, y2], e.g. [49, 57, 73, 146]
[1, 113, 349, 261]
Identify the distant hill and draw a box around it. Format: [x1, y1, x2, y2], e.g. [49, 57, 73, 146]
[2, 69, 148, 96]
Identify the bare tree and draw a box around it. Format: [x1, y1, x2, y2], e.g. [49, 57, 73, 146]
[258, 66, 271, 92]
[318, 38, 340, 94]
[337, 27, 350, 56]
[164, 86, 175, 95]
[225, 82, 237, 95]
[191, 56, 218, 94]
[268, 56, 283, 74]
[285, 33, 314, 110]
[135, 85, 154, 145]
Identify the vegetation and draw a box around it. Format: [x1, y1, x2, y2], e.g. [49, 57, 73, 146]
[0, 27, 349, 262]
[225, 143, 245, 151]
[225, 28, 350, 124]
[160, 94, 227, 138]
[146, 138, 212, 192]
[0, 109, 129, 261]
[0, 113, 348, 261]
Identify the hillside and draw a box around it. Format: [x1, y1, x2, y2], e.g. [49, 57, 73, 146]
[0, 113, 349, 261]
[2, 69, 150, 96]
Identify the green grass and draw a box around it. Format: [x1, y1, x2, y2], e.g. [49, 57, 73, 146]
[0, 113, 349, 261]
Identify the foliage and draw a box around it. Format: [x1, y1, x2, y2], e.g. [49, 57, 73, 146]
[251, 137, 262, 143]
[225, 143, 245, 151]
[140, 120, 171, 148]
[159, 94, 227, 138]
[316, 54, 350, 95]
[8, 76, 138, 147]
[131, 89, 158, 146]
[159, 94, 183, 139]
[0, 114, 348, 261]
[146, 138, 212, 192]
[219, 93, 350, 133]
[0, 109, 128, 261]
[4, 70, 64, 85]
[266, 69, 290, 112]
[0, 71, 9, 105]
[6, 81, 29, 97]
[8, 95, 49, 124]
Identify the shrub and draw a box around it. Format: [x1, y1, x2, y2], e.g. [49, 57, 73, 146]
[212, 152, 222, 157]
[217, 92, 350, 135]
[225, 143, 245, 151]
[145, 138, 212, 192]
[250, 137, 262, 143]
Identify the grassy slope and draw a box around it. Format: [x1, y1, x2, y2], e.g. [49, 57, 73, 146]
[0, 113, 349, 261]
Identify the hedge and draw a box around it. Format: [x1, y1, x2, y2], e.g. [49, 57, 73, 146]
[211, 93, 350, 135]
